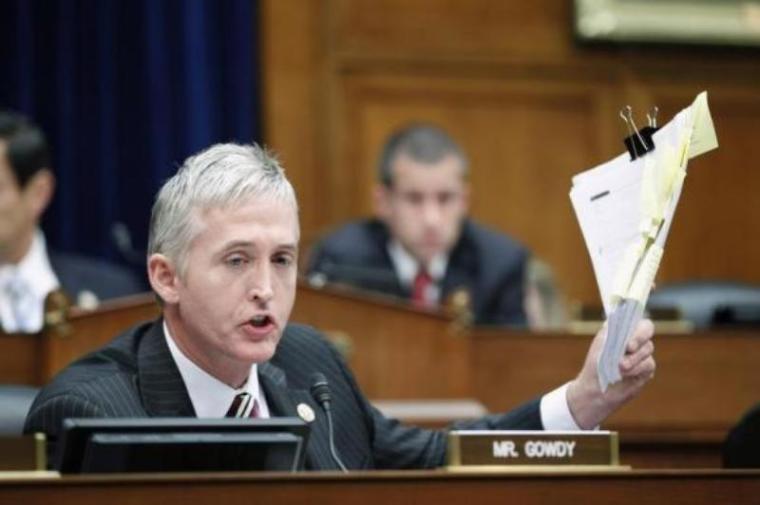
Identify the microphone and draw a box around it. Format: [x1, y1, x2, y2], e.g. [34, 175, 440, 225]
[310, 261, 400, 293]
[309, 372, 348, 472]
[110, 222, 144, 265]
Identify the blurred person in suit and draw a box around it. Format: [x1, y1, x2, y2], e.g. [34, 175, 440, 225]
[723, 403, 760, 468]
[25, 142, 656, 469]
[0, 110, 144, 333]
[308, 124, 532, 327]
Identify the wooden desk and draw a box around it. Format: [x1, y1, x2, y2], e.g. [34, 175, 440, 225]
[293, 282, 470, 398]
[2, 283, 758, 468]
[294, 284, 760, 468]
[1, 470, 759, 505]
[470, 328, 760, 430]
[0, 293, 159, 385]
[468, 327, 760, 468]
[295, 285, 760, 431]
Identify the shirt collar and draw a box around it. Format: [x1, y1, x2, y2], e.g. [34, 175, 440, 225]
[387, 239, 448, 287]
[0, 230, 60, 332]
[0, 229, 59, 299]
[163, 320, 267, 418]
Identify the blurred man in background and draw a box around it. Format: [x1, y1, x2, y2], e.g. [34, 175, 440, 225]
[308, 123, 531, 327]
[0, 110, 144, 333]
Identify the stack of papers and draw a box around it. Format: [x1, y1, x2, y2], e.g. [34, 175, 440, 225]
[570, 91, 719, 391]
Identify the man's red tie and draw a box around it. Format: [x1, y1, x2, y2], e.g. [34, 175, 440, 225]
[226, 392, 260, 418]
[412, 269, 433, 307]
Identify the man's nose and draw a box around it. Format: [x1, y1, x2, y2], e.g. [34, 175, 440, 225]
[421, 200, 443, 227]
[247, 263, 274, 303]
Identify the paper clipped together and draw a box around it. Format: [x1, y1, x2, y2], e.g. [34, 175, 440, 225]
[570, 91, 718, 391]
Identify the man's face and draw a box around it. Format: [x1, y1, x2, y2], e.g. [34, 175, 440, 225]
[168, 197, 299, 372]
[377, 153, 468, 265]
[0, 142, 38, 262]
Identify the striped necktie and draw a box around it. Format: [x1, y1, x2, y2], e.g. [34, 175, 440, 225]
[226, 392, 260, 418]
[4, 272, 37, 332]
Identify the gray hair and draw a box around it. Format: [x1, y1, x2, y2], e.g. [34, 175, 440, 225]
[377, 124, 469, 187]
[148, 143, 297, 275]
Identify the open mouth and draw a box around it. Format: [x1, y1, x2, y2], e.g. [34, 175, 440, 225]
[249, 314, 273, 329]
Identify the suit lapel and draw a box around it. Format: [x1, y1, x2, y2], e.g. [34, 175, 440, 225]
[133, 321, 339, 469]
[442, 224, 479, 313]
[48, 249, 78, 302]
[377, 249, 407, 298]
[258, 362, 338, 470]
[369, 221, 408, 298]
[136, 319, 196, 417]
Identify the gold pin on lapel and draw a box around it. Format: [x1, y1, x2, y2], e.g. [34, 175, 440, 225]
[297, 403, 315, 423]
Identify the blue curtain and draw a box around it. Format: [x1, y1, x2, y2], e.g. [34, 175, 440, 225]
[0, 0, 260, 272]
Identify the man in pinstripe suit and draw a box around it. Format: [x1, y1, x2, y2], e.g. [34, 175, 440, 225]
[24, 143, 656, 470]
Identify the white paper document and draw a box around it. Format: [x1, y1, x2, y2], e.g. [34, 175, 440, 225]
[570, 91, 718, 391]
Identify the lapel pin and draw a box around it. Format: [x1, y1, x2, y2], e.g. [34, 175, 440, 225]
[297, 403, 315, 423]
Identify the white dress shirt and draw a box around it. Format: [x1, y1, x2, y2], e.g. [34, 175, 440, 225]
[387, 240, 580, 430]
[0, 230, 59, 333]
[163, 321, 271, 418]
[387, 240, 448, 305]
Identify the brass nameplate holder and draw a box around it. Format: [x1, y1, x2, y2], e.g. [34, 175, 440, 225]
[447, 430, 621, 470]
[0, 434, 47, 471]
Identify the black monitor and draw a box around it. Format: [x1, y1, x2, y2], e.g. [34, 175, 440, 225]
[56, 417, 310, 474]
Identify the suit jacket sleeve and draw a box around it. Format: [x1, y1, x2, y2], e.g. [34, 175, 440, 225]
[25, 392, 108, 466]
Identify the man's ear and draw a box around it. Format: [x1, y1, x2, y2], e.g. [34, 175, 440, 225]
[373, 184, 391, 220]
[23, 169, 55, 220]
[462, 182, 471, 212]
[148, 254, 181, 304]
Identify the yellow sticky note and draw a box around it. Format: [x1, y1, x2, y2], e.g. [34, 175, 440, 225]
[660, 145, 686, 210]
[610, 240, 647, 305]
[629, 244, 664, 303]
[688, 91, 719, 159]
[640, 145, 681, 238]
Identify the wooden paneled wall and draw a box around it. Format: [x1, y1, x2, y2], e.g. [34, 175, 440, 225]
[262, 0, 760, 306]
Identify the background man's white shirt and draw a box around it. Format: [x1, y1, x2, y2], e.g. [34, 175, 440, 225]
[0, 230, 59, 333]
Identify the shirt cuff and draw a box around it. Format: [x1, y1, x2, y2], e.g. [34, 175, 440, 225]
[539, 382, 582, 431]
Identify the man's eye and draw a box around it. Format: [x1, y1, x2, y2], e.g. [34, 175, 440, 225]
[273, 255, 293, 267]
[438, 192, 455, 205]
[226, 256, 247, 267]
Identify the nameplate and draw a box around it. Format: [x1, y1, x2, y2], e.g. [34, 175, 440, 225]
[0, 434, 47, 471]
[447, 431, 618, 467]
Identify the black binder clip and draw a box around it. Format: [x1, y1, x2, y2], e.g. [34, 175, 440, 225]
[621, 106, 659, 161]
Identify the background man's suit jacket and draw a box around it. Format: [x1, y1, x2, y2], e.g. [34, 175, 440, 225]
[308, 218, 529, 326]
[49, 251, 146, 304]
[24, 319, 542, 469]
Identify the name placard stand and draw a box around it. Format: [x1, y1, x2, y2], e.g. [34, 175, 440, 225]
[0, 434, 47, 471]
[446, 431, 627, 472]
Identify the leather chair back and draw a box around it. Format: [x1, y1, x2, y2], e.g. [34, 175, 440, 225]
[0, 385, 38, 435]
[648, 281, 760, 329]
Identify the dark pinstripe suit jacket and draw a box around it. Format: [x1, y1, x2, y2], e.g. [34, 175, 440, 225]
[24, 319, 542, 470]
